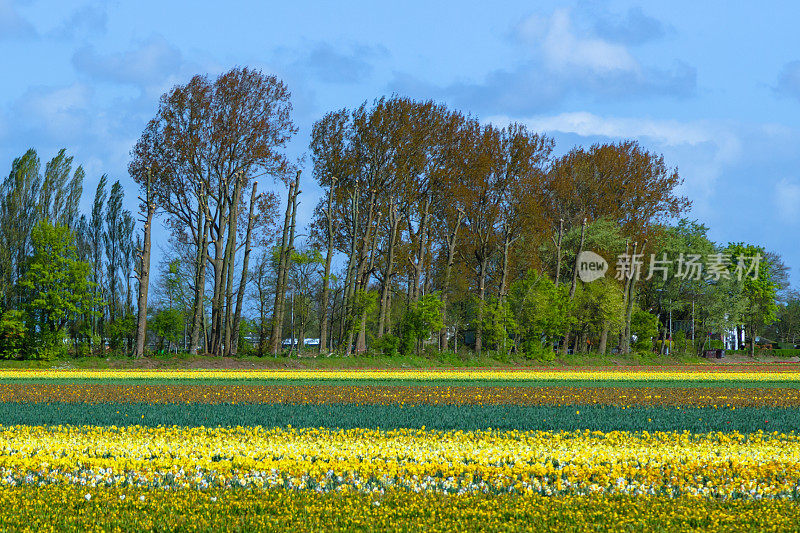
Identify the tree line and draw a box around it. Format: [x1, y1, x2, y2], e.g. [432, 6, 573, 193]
[0, 149, 136, 358]
[0, 67, 793, 359]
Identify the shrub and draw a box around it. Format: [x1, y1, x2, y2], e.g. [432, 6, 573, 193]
[631, 309, 659, 351]
[0, 311, 26, 359]
[373, 334, 400, 357]
[654, 339, 673, 353]
[30, 329, 67, 360]
[520, 339, 556, 362]
[707, 339, 724, 350]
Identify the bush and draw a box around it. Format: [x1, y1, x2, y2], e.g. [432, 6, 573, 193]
[673, 330, 686, 353]
[770, 348, 800, 357]
[397, 295, 444, 356]
[654, 339, 672, 353]
[520, 340, 556, 362]
[372, 334, 400, 357]
[631, 309, 659, 351]
[106, 316, 136, 351]
[74, 342, 91, 358]
[30, 329, 67, 360]
[0, 311, 26, 359]
[707, 339, 724, 350]
[150, 309, 185, 350]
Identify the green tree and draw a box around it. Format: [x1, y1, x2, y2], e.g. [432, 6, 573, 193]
[573, 278, 624, 354]
[508, 271, 573, 356]
[480, 298, 517, 357]
[768, 291, 800, 345]
[104, 180, 123, 322]
[0, 310, 26, 359]
[150, 308, 184, 353]
[288, 248, 324, 348]
[727, 243, 778, 356]
[0, 150, 41, 308]
[20, 220, 101, 358]
[400, 294, 445, 355]
[630, 308, 660, 352]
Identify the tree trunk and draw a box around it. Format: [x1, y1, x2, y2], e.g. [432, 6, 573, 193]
[133, 173, 156, 359]
[408, 197, 430, 304]
[230, 182, 259, 357]
[598, 324, 609, 355]
[355, 212, 382, 353]
[342, 193, 359, 356]
[475, 253, 489, 356]
[268, 177, 297, 354]
[562, 218, 586, 355]
[622, 240, 645, 354]
[351, 190, 379, 354]
[318, 180, 336, 354]
[439, 209, 464, 350]
[222, 176, 244, 356]
[274, 174, 300, 354]
[378, 203, 400, 338]
[209, 243, 225, 356]
[569, 218, 587, 299]
[498, 227, 515, 303]
[423, 227, 434, 296]
[189, 209, 209, 355]
[209, 196, 227, 357]
[554, 218, 563, 286]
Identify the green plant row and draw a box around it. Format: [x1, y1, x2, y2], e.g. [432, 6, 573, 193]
[4, 377, 800, 388]
[725, 348, 800, 356]
[3, 486, 800, 532]
[1, 402, 798, 433]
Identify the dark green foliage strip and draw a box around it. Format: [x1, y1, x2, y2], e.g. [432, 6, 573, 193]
[1, 402, 798, 433]
[4, 378, 800, 388]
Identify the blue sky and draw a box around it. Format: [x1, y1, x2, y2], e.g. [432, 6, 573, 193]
[2, 1, 800, 284]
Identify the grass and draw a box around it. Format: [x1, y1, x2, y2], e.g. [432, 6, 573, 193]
[0, 349, 780, 370]
[3, 378, 800, 389]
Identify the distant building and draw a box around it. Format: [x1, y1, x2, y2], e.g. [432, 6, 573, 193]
[282, 338, 320, 347]
[723, 327, 745, 350]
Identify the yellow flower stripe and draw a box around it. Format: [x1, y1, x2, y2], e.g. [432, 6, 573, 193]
[0, 425, 798, 499]
[2, 369, 800, 381]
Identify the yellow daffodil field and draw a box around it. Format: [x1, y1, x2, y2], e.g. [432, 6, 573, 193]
[4, 367, 800, 531]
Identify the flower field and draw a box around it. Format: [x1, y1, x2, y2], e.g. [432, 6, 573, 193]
[2, 369, 800, 531]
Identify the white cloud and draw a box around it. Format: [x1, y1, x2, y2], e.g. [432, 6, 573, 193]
[506, 111, 715, 146]
[392, 8, 694, 115]
[775, 178, 800, 223]
[528, 9, 639, 74]
[13, 83, 94, 138]
[49, 3, 107, 40]
[487, 111, 745, 217]
[776, 61, 800, 101]
[0, 0, 35, 40]
[72, 35, 188, 90]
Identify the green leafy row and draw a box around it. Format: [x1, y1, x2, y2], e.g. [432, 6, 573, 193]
[3, 378, 800, 388]
[3, 486, 800, 532]
[1, 402, 798, 433]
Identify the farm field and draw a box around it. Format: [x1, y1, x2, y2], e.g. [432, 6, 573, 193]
[2, 367, 800, 531]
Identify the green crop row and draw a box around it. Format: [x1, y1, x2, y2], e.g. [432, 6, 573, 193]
[1, 486, 799, 532]
[0, 402, 798, 433]
[3, 378, 800, 389]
